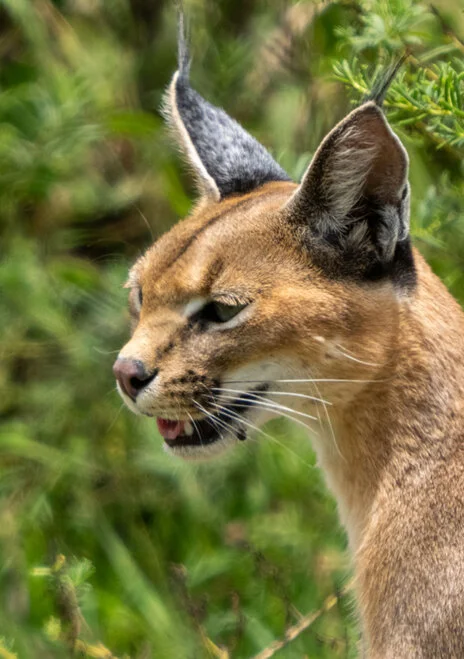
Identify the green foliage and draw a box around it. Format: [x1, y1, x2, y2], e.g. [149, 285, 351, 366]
[334, 59, 464, 148]
[335, 0, 464, 302]
[336, 0, 430, 52]
[1, 0, 463, 657]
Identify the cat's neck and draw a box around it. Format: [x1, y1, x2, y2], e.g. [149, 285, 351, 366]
[307, 253, 464, 550]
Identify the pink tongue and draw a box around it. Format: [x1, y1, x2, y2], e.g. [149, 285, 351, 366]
[157, 418, 185, 441]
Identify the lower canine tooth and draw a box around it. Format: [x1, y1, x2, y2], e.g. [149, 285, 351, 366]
[184, 421, 194, 436]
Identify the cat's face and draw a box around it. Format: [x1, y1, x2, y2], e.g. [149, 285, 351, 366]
[113, 27, 412, 459]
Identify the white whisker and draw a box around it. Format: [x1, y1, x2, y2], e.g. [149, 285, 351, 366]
[211, 389, 321, 435]
[193, 400, 237, 439]
[134, 204, 155, 241]
[212, 397, 321, 438]
[222, 378, 385, 385]
[105, 403, 125, 434]
[310, 377, 345, 462]
[208, 401, 315, 469]
[335, 344, 381, 368]
[213, 387, 332, 406]
[93, 346, 121, 355]
[187, 411, 205, 446]
[213, 391, 319, 423]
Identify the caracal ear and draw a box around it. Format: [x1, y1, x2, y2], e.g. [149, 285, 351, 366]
[285, 101, 410, 271]
[163, 14, 290, 202]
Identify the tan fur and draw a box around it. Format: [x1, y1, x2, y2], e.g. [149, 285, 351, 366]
[116, 143, 464, 655]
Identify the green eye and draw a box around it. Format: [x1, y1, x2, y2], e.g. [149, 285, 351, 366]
[213, 301, 247, 323]
[199, 301, 248, 324]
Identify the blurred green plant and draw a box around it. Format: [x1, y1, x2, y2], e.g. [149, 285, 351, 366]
[0, 0, 463, 657]
[336, 0, 430, 52]
[334, 57, 464, 149]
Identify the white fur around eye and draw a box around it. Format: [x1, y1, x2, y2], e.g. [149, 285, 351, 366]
[133, 287, 143, 314]
[183, 297, 208, 317]
[210, 304, 252, 331]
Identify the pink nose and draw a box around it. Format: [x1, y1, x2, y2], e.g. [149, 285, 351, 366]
[113, 358, 156, 401]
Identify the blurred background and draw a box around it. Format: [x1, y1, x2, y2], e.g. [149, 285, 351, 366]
[1, 0, 463, 657]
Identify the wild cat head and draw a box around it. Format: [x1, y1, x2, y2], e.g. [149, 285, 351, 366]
[113, 17, 414, 459]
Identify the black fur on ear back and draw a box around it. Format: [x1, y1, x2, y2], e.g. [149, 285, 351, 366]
[163, 10, 291, 201]
[285, 101, 415, 289]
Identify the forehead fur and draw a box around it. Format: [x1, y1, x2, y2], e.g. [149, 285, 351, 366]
[131, 181, 304, 303]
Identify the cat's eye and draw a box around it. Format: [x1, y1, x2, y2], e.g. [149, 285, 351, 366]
[130, 287, 143, 315]
[199, 300, 248, 324]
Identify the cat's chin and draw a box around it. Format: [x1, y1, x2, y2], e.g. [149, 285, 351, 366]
[162, 430, 239, 461]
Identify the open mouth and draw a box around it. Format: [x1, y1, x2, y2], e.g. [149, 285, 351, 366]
[156, 385, 268, 449]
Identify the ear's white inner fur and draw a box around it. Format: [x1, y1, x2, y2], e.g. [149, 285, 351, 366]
[166, 73, 221, 201]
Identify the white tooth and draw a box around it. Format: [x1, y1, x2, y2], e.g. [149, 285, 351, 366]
[184, 421, 194, 436]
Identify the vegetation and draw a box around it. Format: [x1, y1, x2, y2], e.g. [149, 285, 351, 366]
[1, 0, 463, 656]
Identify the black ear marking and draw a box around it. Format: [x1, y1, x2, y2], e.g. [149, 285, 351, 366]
[163, 11, 291, 200]
[285, 101, 414, 286]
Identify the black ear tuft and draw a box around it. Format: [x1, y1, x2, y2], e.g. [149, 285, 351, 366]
[364, 54, 408, 107]
[163, 12, 291, 201]
[176, 6, 191, 83]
